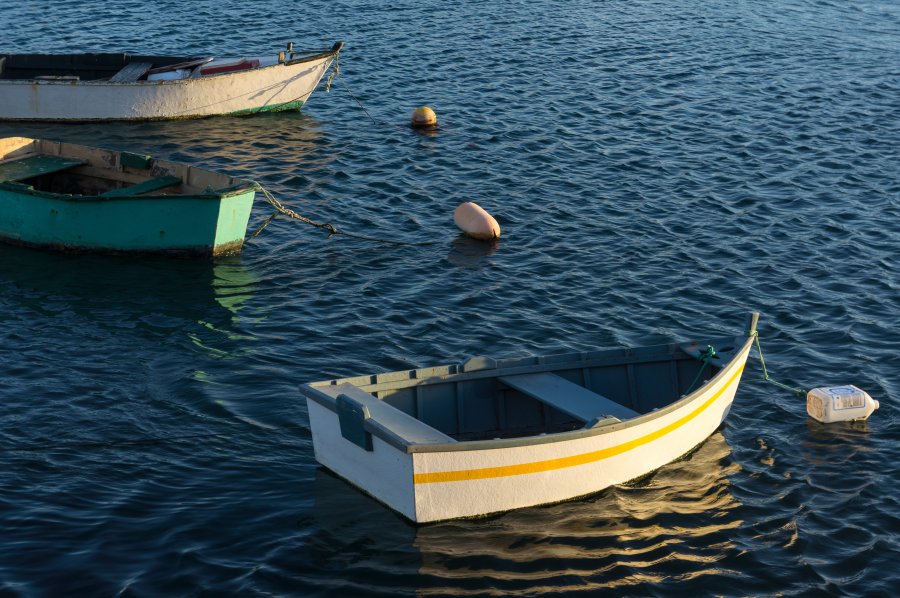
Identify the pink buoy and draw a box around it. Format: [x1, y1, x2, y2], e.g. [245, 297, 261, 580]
[454, 202, 500, 241]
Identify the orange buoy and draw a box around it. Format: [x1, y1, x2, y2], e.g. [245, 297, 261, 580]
[454, 202, 500, 241]
[411, 106, 437, 128]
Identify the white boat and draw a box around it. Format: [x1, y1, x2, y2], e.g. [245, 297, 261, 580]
[0, 42, 342, 121]
[301, 313, 758, 523]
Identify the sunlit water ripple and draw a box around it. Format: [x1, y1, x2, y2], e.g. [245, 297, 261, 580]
[1, 0, 898, 595]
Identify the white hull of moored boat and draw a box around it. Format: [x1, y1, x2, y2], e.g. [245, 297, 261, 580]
[0, 51, 338, 121]
[407, 353, 747, 522]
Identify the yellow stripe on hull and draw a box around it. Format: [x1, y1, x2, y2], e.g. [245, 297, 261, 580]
[413, 364, 745, 485]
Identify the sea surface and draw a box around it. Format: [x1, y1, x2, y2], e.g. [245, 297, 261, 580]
[1, 0, 898, 595]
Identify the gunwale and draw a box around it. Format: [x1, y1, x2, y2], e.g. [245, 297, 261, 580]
[0, 44, 341, 85]
[301, 332, 754, 454]
[0, 137, 255, 197]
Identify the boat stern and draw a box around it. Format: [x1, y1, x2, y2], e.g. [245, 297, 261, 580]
[211, 186, 256, 256]
[303, 385, 421, 521]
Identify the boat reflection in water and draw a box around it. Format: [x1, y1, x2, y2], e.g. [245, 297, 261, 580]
[0, 244, 259, 383]
[208, 258, 258, 320]
[0, 243, 262, 447]
[413, 432, 743, 595]
[0, 109, 332, 185]
[0, 244, 256, 325]
[309, 432, 743, 595]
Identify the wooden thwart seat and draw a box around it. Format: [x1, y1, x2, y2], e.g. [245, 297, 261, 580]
[0, 155, 85, 183]
[499, 372, 639, 422]
[332, 383, 456, 449]
[100, 175, 182, 197]
[109, 61, 153, 83]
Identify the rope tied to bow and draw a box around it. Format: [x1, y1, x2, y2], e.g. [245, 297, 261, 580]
[248, 183, 435, 247]
[325, 50, 339, 92]
[324, 51, 380, 126]
[685, 345, 718, 395]
[751, 331, 807, 397]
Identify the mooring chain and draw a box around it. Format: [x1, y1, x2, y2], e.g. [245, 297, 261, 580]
[249, 184, 434, 247]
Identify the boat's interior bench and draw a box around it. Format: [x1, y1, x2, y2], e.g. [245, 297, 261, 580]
[499, 373, 640, 425]
[108, 61, 153, 83]
[100, 175, 182, 197]
[331, 383, 456, 450]
[0, 155, 85, 183]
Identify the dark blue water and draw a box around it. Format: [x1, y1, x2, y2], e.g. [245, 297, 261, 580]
[2, 0, 898, 595]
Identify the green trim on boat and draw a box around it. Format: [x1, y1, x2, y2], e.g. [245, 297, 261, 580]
[100, 175, 182, 197]
[120, 152, 152, 170]
[227, 100, 305, 116]
[0, 155, 85, 182]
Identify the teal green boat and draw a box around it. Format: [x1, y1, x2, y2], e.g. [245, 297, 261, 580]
[0, 137, 257, 256]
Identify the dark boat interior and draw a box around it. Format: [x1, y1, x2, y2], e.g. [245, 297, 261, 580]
[309, 339, 739, 445]
[0, 53, 199, 81]
[0, 138, 242, 198]
[375, 350, 723, 441]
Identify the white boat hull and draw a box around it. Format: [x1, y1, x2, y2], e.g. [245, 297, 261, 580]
[0, 52, 337, 121]
[409, 353, 747, 522]
[305, 331, 753, 523]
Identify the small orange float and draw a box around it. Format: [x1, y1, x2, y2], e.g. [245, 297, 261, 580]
[410, 106, 437, 128]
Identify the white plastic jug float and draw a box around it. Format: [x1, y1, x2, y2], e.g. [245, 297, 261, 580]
[806, 385, 880, 423]
[752, 323, 879, 424]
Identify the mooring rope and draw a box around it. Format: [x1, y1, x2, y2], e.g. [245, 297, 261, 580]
[248, 184, 435, 247]
[685, 345, 717, 395]
[752, 332, 807, 396]
[325, 52, 380, 126]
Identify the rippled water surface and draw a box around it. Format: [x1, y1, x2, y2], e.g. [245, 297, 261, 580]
[1, 0, 898, 595]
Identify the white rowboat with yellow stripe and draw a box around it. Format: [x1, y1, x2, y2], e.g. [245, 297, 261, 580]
[301, 314, 758, 523]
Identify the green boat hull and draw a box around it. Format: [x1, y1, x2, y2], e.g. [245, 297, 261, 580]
[0, 186, 256, 256]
